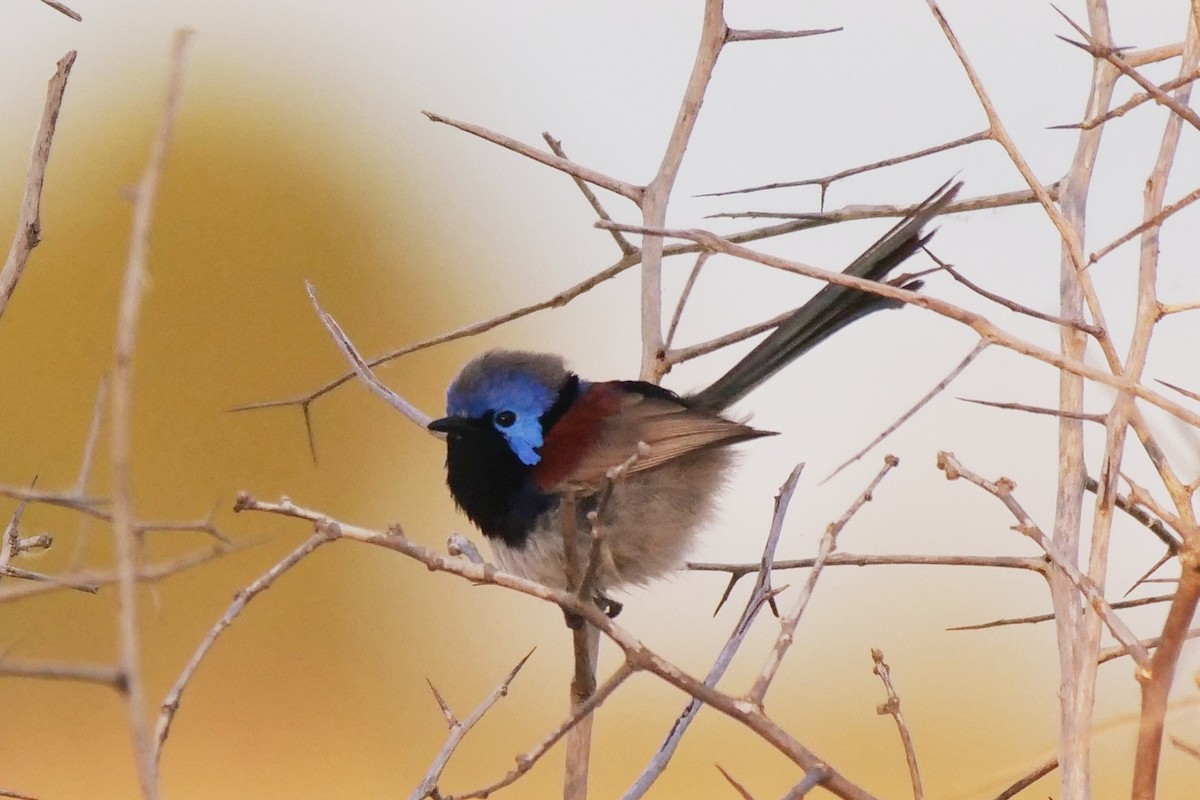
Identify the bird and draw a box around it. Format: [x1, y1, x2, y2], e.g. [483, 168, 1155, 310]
[428, 181, 959, 605]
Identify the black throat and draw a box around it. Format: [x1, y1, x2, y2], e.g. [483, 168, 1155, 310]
[441, 374, 580, 548]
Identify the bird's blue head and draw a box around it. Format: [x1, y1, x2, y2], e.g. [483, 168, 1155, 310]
[435, 350, 575, 466]
[429, 350, 582, 547]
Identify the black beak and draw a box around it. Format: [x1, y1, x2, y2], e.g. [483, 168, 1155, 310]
[428, 416, 475, 436]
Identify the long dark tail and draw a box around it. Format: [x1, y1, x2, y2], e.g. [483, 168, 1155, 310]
[687, 180, 961, 412]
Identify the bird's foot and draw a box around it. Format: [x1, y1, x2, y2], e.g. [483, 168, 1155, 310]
[595, 593, 623, 619]
[561, 594, 623, 628]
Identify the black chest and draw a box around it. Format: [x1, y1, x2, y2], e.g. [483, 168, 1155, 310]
[444, 431, 555, 548]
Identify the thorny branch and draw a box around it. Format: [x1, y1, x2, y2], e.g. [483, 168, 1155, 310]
[234, 493, 883, 800]
[749, 456, 900, 706]
[409, 651, 534, 800]
[623, 464, 805, 799]
[937, 452, 1152, 669]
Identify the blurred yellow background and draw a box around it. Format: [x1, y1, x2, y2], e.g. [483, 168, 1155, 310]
[2, 2, 1198, 799]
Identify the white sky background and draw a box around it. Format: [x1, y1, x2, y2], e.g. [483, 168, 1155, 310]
[3, 1, 1200, 795]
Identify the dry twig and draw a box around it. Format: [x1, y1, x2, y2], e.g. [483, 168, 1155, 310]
[871, 650, 922, 800]
[0, 51, 76, 323]
[235, 493, 882, 800]
[110, 31, 193, 800]
[624, 464, 803, 799]
[749, 457, 899, 706]
[153, 527, 338, 768]
[410, 651, 534, 800]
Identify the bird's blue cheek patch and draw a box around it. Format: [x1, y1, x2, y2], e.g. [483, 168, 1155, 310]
[503, 418, 544, 466]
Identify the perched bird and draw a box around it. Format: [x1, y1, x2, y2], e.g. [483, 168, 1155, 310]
[429, 182, 959, 600]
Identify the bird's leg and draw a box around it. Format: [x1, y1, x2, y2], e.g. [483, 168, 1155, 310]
[560, 593, 621, 627]
[595, 593, 623, 618]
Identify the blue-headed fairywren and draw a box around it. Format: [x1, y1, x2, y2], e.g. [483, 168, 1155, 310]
[429, 182, 959, 600]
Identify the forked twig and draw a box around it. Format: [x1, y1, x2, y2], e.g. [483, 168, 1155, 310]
[749, 457, 899, 706]
[305, 280, 434, 430]
[542, 132, 636, 258]
[936, 451, 1151, 670]
[410, 651, 534, 800]
[448, 661, 635, 800]
[623, 464, 804, 799]
[423, 111, 643, 202]
[235, 494, 882, 800]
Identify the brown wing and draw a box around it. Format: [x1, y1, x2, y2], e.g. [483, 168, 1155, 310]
[539, 385, 773, 491]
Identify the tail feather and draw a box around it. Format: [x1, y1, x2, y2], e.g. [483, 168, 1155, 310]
[687, 180, 961, 412]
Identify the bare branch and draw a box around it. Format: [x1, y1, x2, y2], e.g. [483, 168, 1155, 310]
[0, 565, 97, 593]
[948, 593, 1174, 633]
[1127, 19, 1200, 794]
[1085, 476, 1181, 553]
[305, 280, 434, 430]
[597, 219, 1200, 431]
[449, 661, 635, 800]
[782, 767, 830, 799]
[958, 397, 1106, 425]
[36, 0, 81, 20]
[689, 553, 1047, 579]
[1158, 301, 1200, 316]
[235, 494, 882, 800]
[624, 465, 804, 799]
[824, 341, 988, 483]
[749, 457, 899, 706]
[1088, 184, 1200, 265]
[664, 305, 797, 368]
[1157, 378, 1200, 403]
[707, 186, 1047, 222]
[0, 543, 245, 605]
[409, 650, 534, 800]
[426, 679, 456, 727]
[0, 51, 76, 323]
[1125, 42, 1185, 67]
[698, 130, 989, 200]
[871, 650, 922, 800]
[936, 451, 1152, 669]
[715, 765, 757, 800]
[423, 110, 643, 203]
[725, 27, 840, 43]
[153, 526, 338, 769]
[1170, 736, 1200, 761]
[75, 378, 109, 496]
[1098, 628, 1200, 665]
[0, 787, 39, 800]
[932, 254, 1103, 337]
[639, 0, 728, 380]
[990, 756, 1058, 800]
[663, 252, 709, 353]
[543, 132, 637, 258]
[0, 658, 123, 688]
[111, 31, 193, 800]
[1052, 69, 1200, 131]
[231, 251, 641, 416]
[1054, 10, 1200, 132]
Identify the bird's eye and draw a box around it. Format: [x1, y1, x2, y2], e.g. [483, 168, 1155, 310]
[494, 410, 517, 428]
